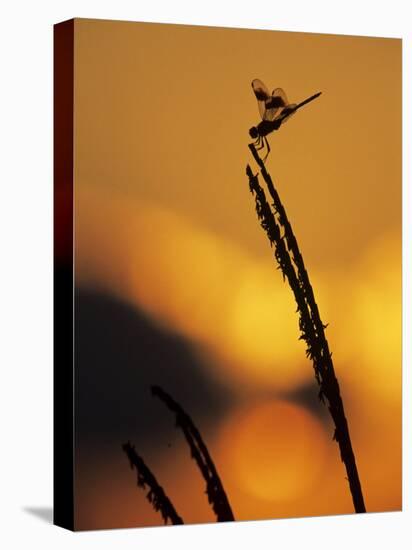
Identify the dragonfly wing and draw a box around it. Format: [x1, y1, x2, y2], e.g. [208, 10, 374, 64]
[275, 103, 297, 124]
[272, 88, 289, 105]
[252, 79, 271, 120]
[263, 87, 289, 121]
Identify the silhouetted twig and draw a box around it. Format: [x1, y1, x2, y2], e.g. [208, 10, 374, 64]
[246, 143, 366, 513]
[151, 385, 235, 522]
[122, 441, 184, 525]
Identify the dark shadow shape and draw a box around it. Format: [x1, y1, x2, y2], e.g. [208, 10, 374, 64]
[75, 287, 233, 452]
[23, 506, 53, 524]
[284, 380, 331, 423]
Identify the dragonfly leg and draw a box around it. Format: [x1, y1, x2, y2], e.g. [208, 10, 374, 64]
[262, 136, 271, 162]
[256, 135, 264, 151]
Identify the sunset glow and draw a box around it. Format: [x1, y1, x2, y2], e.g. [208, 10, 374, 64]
[72, 19, 401, 529]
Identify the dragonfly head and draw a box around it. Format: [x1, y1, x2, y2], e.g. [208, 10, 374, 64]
[249, 126, 259, 139]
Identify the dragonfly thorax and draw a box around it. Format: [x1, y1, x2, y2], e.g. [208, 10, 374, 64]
[250, 119, 282, 140]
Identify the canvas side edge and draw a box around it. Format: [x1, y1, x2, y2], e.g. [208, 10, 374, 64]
[53, 18, 75, 532]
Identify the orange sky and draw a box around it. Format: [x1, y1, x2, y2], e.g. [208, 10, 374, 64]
[73, 18, 401, 529]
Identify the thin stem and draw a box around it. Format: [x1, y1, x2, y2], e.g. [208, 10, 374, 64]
[246, 143, 366, 513]
[122, 441, 184, 525]
[151, 385, 235, 522]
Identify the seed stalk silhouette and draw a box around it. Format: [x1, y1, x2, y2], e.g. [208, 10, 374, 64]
[151, 385, 235, 522]
[123, 386, 234, 523]
[122, 441, 184, 525]
[246, 143, 366, 513]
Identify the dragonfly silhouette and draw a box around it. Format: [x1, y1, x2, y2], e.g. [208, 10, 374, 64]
[249, 79, 322, 161]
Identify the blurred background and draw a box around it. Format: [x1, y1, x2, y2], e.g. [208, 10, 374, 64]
[73, 19, 401, 529]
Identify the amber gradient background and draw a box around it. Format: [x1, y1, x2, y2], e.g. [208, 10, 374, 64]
[73, 19, 401, 530]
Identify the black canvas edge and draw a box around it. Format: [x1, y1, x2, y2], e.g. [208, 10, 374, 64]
[53, 18, 75, 531]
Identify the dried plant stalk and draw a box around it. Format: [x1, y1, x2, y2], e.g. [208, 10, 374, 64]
[122, 441, 184, 525]
[246, 144, 366, 513]
[151, 385, 235, 522]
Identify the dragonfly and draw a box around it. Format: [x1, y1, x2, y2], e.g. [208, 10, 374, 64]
[249, 79, 322, 161]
